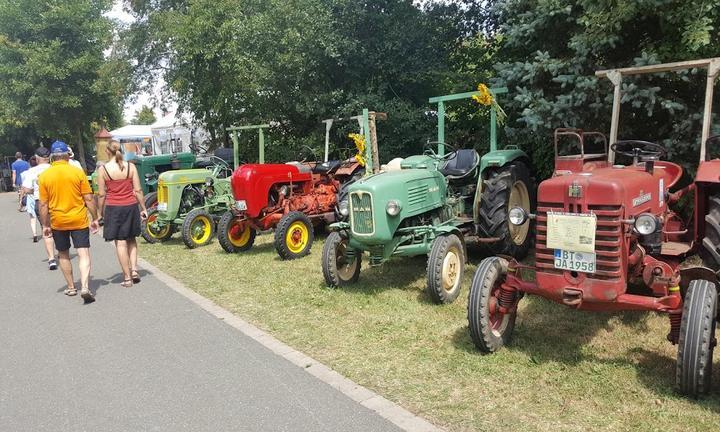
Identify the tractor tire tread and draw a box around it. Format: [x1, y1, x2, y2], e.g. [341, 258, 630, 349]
[467, 257, 516, 353]
[322, 231, 361, 287]
[701, 195, 720, 270]
[676, 279, 717, 397]
[181, 208, 216, 249]
[274, 211, 314, 260]
[426, 234, 465, 304]
[476, 162, 534, 259]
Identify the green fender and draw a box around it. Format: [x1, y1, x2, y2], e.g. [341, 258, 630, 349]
[432, 225, 467, 258]
[479, 147, 529, 174]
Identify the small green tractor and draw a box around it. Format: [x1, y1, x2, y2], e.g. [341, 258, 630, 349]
[142, 124, 267, 248]
[322, 88, 535, 304]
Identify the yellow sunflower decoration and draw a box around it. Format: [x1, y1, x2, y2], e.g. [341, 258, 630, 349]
[472, 83, 507, 125]
[348, 133, 366, 167]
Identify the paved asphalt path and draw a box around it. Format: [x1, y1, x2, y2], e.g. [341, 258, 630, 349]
[0, 193, 401, 432]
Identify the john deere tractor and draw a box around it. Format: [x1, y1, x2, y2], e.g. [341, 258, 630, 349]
[322, 88, 535, 304]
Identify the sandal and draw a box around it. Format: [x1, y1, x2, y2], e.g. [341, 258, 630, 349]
[131, 270, 141, 284]
[64, 287, 77, 296]
[120, 279, 133, 288]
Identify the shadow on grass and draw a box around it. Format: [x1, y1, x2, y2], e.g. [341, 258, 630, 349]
[451, 299, 720, 407]
[320, 255, 429, 298]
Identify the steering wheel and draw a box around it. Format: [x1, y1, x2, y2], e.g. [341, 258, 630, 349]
[207, 155, 232, 178]
[300, 146, 320, 163]
[423, 141, 459, 161]
[610, 140, 666, 163]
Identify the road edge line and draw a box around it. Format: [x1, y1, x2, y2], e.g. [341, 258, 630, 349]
[138, 257, 443, 432]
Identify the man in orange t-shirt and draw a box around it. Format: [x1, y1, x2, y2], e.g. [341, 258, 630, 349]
[39, 141, 100, 302]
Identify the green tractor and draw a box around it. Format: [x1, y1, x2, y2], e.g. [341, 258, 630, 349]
[142, 124, 267, 248]
[322, 87, 535, 304]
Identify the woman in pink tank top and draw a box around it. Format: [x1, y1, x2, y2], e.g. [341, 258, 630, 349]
[97, 141, 149, 287]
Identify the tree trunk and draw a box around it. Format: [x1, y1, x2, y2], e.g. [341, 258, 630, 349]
[75, 124, 87, 172]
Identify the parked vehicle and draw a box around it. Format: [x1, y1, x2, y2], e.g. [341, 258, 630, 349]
[142, 124, 267, 248]
[467, 58, 720, 398]
[322, 88, 535, 305]
[217, 110, 383, 259]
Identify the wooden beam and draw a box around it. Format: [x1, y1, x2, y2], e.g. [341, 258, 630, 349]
[596, 58, 720, 77]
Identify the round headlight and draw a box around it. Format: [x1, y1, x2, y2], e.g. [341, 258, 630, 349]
[634, 213, 658, 235]
[508, 207, 528, 226]
[386, 200, 401, 216]
[339, 200, 349, 217]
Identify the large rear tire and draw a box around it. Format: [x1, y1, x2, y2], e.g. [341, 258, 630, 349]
[274, 211, 314, 260]
[141, 208, 174, 244]
[701, 195, 720, 271]
[676, 279, 717, 397]
[426, 234, 465, 304]
[217, 211, 255, 253]
[322, 232, 362, 287]
[144, 191, 158, 210]
[181, 208, 216, 249]
[467, 257, 516, 353]
[476, 162, 534, 259]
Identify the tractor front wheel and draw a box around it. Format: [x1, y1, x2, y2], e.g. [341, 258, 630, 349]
[141, 209, 174, 244]
[467, 256, 516, 353]
[426, 234, 465, 304]
[701, 195, 720, 271]
[182, 208, 216, 249]
[322, 232, 362, 287]
[217, 211, 255, 253]
[274, 211, 314, 260]
[676, 279, 717, 397]
[476, 162, 534, 259]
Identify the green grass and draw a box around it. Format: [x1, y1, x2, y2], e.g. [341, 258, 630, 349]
[142, 233, 720, 432]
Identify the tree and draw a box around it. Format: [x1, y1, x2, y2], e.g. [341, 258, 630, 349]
[131, 105, 156, 125]
[489, 0, 720, 177]
[123, 0, 482, 160]
[0, 0, 128, 169]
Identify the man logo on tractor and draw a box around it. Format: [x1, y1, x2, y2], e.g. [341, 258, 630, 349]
[468, 58, 720, 398]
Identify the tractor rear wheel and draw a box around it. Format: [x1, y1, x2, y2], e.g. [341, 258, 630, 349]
[144, 191, 158, 210]
[676, 279, 717, 397]
[426, 234, 465, 304]
[217, 211, 255, 253]
[701, 195, 720, 271]
[467, 256, 516, 353]
[141, 208, 174, 244]
[181, 208, 216, 249]
[274, 211, 314, 260]
[476, 162, 533, 259]
[322, 231, 362, 287]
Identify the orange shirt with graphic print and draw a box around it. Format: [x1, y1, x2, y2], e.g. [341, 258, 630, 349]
[39, 160, 92, 230]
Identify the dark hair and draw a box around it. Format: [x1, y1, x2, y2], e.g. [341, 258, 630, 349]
[29, 156, 38, 167]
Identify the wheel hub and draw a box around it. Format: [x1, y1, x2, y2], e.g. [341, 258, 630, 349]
[442, 250, 460, 291]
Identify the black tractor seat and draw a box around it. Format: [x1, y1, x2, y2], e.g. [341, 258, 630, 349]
[312, 160, 342, 174]
[440, 149, 480, 180]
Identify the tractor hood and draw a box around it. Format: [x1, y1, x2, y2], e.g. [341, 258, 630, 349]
[231, 163, 313, 217]
[345, 169, 446, 243]
[158, 168, 215, 184]
[538, 161, 683, 217]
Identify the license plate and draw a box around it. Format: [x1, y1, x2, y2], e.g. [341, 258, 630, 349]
[554, 249, 596, 273]
[157, 203, 168, 211]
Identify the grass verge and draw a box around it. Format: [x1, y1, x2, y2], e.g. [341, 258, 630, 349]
[142, 233, 720, 432]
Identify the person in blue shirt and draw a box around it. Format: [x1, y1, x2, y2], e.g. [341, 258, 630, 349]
[11, 152, 30, 211]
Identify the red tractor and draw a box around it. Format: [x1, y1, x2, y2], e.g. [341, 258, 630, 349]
[467, 58, 720, 397]
[217, 159, 363, 259]
[217, 111, 384, 259]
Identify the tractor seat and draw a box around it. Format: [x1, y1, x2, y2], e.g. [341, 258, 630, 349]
[312, 160, 342, 174]
[440, 149, 480, 179]
[285, 161, 312, 174]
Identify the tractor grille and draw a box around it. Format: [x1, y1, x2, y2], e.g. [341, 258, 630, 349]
[157, 181, 168, 204]
[535, 202, 623, 281]
[407, 185, 426, 209]
[350, 192, 374, 235]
